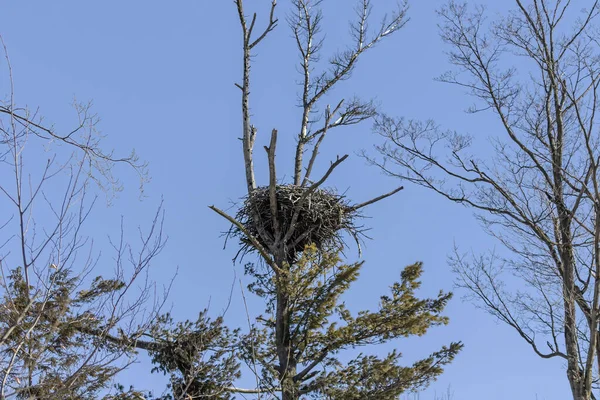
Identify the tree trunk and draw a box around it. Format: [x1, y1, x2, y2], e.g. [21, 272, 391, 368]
[241, 41, 256, 193]
[568, 388, 591, 400]
[274, 248, 300, 400]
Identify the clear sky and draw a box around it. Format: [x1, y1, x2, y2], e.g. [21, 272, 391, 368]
[0, 1, 573, 399]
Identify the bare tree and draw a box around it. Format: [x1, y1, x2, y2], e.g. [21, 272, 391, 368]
[227, 2, 408, 397]
[0, 36, 165, 399]
[207, 1, 462, 400]
[369, 1, 600, 399]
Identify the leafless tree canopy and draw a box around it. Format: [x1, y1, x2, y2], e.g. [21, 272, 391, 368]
[0, 1, 467, 398]
[215, 0, 408, 268]
[208, 2, 464, 400]
[370, 1, 600, 399]
[0, 36, 165, 399]
[232, 0, 407, 194]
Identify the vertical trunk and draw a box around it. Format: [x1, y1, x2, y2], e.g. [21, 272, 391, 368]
[294, 106, 311, 186]
[568, 387, 591, 400]
[549, 62, 591, 399]
[556, 175, 589, 400]
[241, 44, 256, 193]
[585, 212, 600, 396]
[274, 248, 299, 400]
[557, 207, 584, 398]
[563, 266, 585, 399]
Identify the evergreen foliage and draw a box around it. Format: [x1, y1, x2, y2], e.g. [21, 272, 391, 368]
[147, 312, 240, 399]
[0, 267, 140, 399]
[0, 1, 464, 398]
[235, 244, 462, 399]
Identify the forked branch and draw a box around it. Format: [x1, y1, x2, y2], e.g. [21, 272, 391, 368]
[235, 0, 278, 193]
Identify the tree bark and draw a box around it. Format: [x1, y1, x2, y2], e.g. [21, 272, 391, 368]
[274, 248, 299, 400]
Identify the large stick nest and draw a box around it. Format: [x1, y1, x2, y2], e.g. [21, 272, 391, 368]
[234, 185, 362, 261]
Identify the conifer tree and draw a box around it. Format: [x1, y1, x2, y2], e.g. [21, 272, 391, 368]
[235, 244, 461, 399]
[205, 1, 463, 399]
[0, 2, 464, 398]
[0, 39, 164, 399]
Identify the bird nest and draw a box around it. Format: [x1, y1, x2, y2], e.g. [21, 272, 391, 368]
[233, 185, 361, 262]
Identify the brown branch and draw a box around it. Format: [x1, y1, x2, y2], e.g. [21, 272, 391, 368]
[77, 326, 159, 352]
[348, 186, 404, 211]
[209, 205, 282, 274]
[302, 100, 345, 186]
[225, 386, 282, 394]
[265, 129, 280, 240]
[249, 0, 278, 49]
[293, 347, 328, 383]
[292, 0, 407, 184]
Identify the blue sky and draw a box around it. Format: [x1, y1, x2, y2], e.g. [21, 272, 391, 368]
[0, 1, 573, 399]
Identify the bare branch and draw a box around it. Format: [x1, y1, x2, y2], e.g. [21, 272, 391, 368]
[349, 185, 404, 211]
[209, 205, 282, 274]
